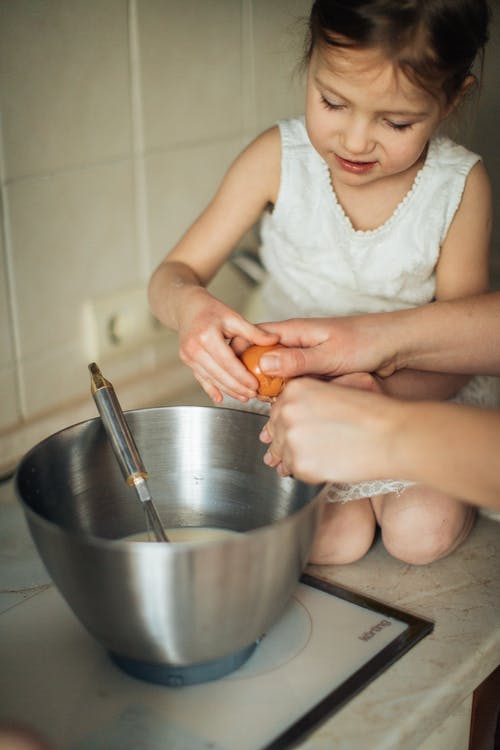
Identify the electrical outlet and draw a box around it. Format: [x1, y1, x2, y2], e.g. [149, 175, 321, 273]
[84, 284, 169, 360]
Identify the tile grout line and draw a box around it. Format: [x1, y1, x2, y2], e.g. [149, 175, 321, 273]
[241, 0, 257, 134]
[128, 0, 151, 282]
[0, 112, 27, 420]
[1, 131, 245, 190]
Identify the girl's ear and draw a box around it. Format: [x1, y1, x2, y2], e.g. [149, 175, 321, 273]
[458, 74, 477, 100]
[444, 74, 476, 117]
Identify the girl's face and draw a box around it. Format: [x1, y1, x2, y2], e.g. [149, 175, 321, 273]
[306, 43, 448, 187]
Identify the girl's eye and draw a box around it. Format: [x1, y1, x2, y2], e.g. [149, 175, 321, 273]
[387, 120, 413, 131]
[321, 96, 344, 111]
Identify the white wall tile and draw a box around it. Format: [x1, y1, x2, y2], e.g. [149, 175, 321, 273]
[136, 0, 243, 151]
[0, 0, 132, 179]
[19, 339, 154, 418]
[144, 135, 244, 268]
[252, 0, 309, 130]
[7, 161, 138, 362]
[19, 341, 93, 419]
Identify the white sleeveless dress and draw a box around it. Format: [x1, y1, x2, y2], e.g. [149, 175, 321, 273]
[252, 116, 499, 502]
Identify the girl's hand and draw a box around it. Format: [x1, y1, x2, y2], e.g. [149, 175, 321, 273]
[260, 378, 396, 482]
[176, 287, 279, 403]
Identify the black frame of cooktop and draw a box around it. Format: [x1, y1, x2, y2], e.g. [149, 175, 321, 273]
[263, 573, 434, 750]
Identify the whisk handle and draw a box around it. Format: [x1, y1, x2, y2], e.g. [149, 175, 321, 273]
[88, 362, 147, 484]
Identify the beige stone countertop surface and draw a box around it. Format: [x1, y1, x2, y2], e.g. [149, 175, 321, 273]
[300, 513, 500, 749]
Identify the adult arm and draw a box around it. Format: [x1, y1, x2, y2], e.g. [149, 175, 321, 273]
[253, 291, 500, 380]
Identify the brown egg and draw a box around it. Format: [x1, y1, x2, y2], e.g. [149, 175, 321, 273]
[240, 344, 287, 399]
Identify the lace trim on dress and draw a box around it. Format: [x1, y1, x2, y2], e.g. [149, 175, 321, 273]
[319, 139, 436, 238]
[324, 479, 415, 503]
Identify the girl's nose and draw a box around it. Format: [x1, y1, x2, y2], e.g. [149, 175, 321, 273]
[341, 117, 374, 156]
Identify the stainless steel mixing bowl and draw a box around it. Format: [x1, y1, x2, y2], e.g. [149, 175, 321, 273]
[16, 406, 323, 680]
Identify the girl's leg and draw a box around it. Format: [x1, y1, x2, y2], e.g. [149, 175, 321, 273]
[371, 486, 476, 566]
[309, 497, 376, 565]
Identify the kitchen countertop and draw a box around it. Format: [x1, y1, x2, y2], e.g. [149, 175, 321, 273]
[305, 512, 500, 749]
[1, 476, 499, 750]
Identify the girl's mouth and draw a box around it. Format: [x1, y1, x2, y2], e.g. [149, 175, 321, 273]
[334, 154, 376, 174]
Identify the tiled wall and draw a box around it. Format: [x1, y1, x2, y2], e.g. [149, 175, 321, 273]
[0, 0, 499, 472]
[0, 0, 309, 470]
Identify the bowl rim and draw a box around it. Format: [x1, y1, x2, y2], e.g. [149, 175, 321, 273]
[15, 404, 325, 552]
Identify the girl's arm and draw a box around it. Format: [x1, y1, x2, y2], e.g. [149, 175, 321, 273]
[260, 379, 500, 510]
[375, 160, 493, 401]
[148, 127, 282, 403]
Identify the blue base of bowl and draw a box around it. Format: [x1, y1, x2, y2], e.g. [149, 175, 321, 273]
[109, 641, 258, 686]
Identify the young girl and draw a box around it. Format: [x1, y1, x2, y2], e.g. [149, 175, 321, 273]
[149, 0, 495, 566]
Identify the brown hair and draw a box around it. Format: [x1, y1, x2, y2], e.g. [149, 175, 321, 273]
[305, 0, 491, 104]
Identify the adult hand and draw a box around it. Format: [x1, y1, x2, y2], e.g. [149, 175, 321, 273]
[238, 316, 398, 381]
[260, 378, 397, 482]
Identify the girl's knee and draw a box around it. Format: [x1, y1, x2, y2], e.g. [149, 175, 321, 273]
[309, 499, 376, 565]
[379, 489, 475, 565]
